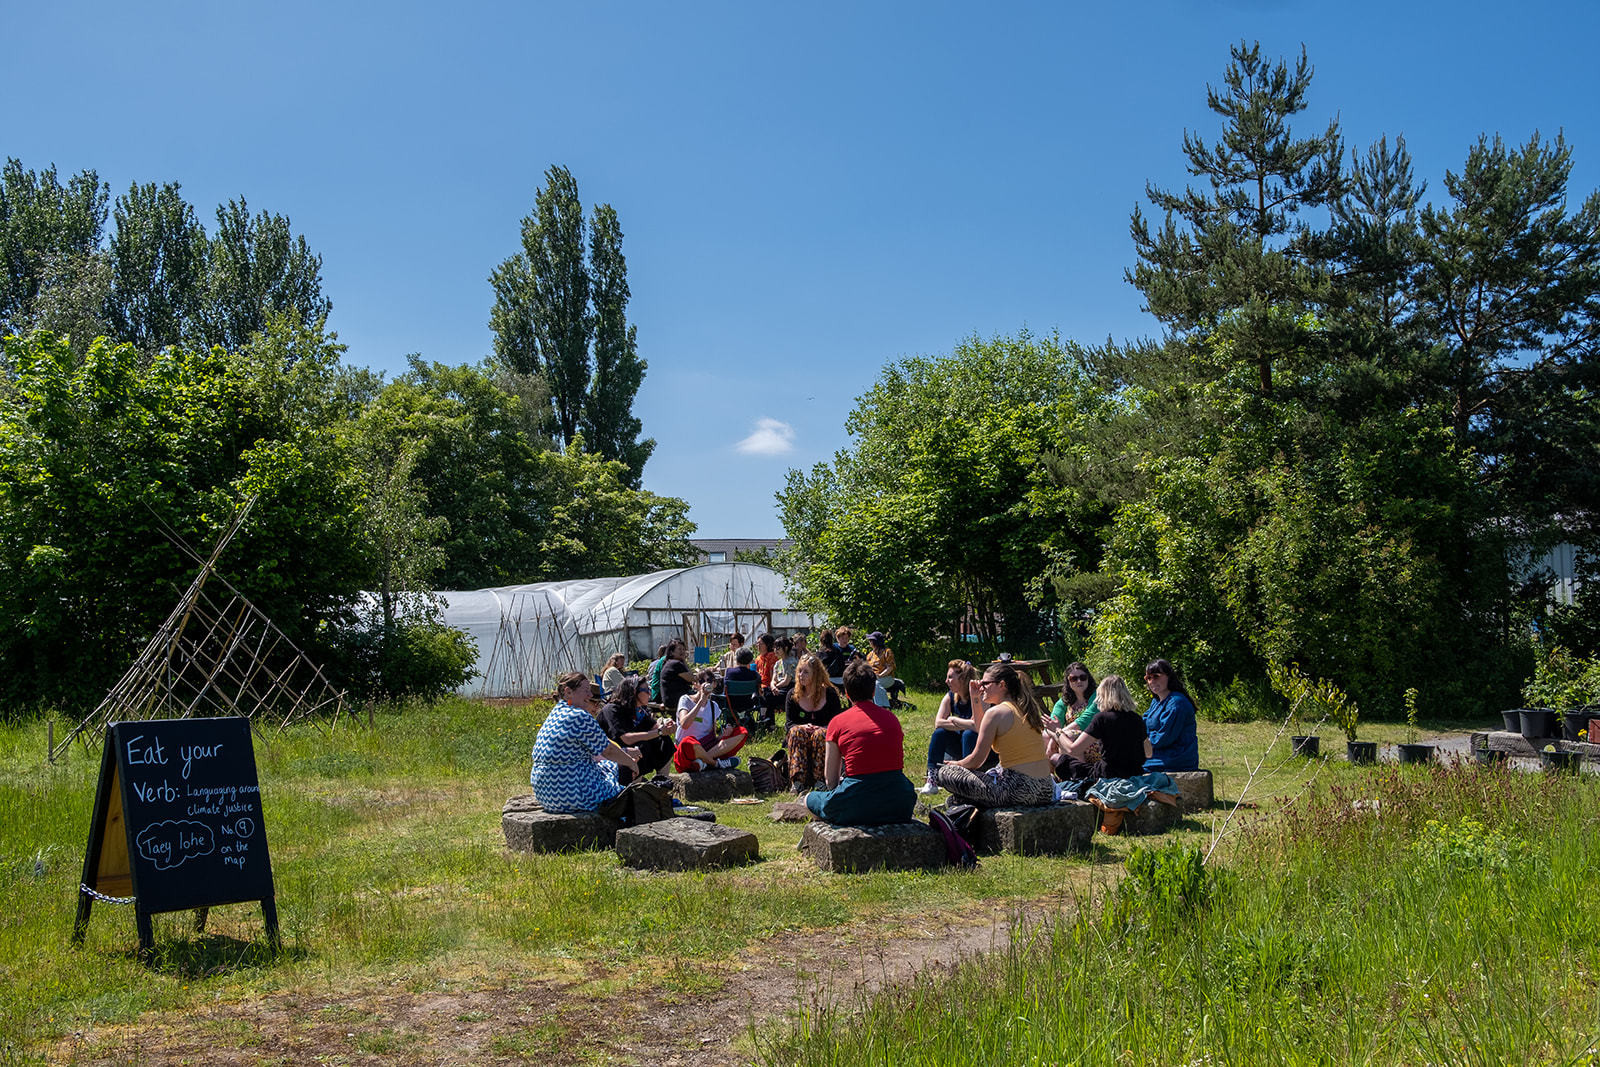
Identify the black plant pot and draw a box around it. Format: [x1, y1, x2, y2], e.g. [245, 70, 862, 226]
[1562, 711, 1594, 743]
[1501, 710, 1523, 732]
[1346, 740, 1377, 765]
[1473, 746, 1508, 765]
[1541, 749, 1582, 774]
[1290, 735, 1320, 758]
[1520, 709, 1557, 741]
[1397, 743, 1435, 765]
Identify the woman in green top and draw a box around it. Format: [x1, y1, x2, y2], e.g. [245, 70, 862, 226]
[1046, 662, 1099, 779]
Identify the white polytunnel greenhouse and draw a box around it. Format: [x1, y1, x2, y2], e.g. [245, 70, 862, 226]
[434, 563, 819, 699]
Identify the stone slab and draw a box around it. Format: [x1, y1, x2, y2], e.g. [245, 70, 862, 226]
[615, 819, 758, 871]
[1124, 797, 1183, 835]
[664, 769, 756, 802]
[502, 807, 619, 852]
[769, 801, 812, 823]
[675, 806, 717, 823]
[800, 820, 945, 873]
[1475, 731, 1539, 756]
[503, 794, 542, 814]
[974, 803, 1096, 855]
[1167, 770, 1214, 812]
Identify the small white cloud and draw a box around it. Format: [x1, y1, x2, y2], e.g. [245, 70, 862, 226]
[736, 417, 796, 456]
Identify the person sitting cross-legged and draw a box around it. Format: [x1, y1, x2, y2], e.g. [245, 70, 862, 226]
[672, 668, 749, 772]
[802, 659, 916, 826]
[1060, 674, 1178, 835]
[935, 662, 1055, 809]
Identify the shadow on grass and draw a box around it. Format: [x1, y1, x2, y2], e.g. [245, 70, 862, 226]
[119, 933, 306, 978]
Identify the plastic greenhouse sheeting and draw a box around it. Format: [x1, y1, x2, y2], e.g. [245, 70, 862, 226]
[434, 563, 817, 699]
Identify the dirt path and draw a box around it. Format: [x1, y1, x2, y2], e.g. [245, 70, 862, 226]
[53, 889, 1088, 1066]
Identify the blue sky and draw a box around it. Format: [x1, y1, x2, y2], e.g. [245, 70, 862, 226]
[9, 1, 1599, 537]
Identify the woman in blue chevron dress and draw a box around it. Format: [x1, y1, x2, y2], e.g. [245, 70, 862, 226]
[531, 672, 671, 822]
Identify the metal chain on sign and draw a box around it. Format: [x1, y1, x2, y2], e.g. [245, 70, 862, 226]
[79, 883, 136, 905]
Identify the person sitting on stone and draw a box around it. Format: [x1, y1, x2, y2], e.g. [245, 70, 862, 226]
[530, 672, 671, 823]
[600, 676, 674, 784]
[1045, 661, 1099, 780]
[783, 652, 843, 791]
[1142, 658, 1199, 772]
[672, 668, 748, 772]
[864, 631, 907, 707]
[1061, 674, 1177, 834]
[802, 659, 916, 826]
[935, 661, 1055, 809]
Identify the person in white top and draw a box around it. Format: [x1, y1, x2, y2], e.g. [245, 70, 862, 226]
[671, 669, 749, 771]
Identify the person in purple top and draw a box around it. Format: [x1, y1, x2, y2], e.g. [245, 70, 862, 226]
[1142, 658, 1198, 772]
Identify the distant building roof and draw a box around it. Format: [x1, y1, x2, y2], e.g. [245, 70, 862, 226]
[691, 538, 792, 563]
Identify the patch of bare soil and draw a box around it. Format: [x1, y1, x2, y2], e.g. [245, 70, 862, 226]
[50, 890, 1086, 1066]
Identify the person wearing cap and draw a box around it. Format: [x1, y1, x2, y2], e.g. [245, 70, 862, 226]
[864, 631, 906, 708]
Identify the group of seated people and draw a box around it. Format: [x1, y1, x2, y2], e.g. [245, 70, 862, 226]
[530, 636, 1196, 839]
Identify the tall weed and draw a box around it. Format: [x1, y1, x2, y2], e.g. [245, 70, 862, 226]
[762, 761, 1600, 1065]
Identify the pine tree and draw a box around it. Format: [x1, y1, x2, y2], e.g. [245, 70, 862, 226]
[1128, 41, 1343, 398]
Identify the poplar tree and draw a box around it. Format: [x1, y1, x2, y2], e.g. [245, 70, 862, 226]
[489, 166, 653, 483]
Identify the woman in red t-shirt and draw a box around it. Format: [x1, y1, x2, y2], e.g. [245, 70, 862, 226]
[802, 661, 916, 826]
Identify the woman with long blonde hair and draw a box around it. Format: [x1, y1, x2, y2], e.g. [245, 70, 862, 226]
[1061, 674, 1176, 835]
[782, 652, 842, 791]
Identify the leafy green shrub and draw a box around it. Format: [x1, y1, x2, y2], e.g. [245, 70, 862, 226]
[1109, 841, 1225, 933]
[1268, 662, 1359, 740]
[1194, 675, 1279, 722]
[322, 615, 477, 702]
[1522, 644, 1599, 710]
[1413, 817, 1529, 872]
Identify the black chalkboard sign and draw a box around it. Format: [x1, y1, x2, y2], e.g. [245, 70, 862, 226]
[74, 717, 278, 953]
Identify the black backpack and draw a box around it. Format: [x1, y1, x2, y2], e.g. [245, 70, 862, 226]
[928, 808, 978, 868]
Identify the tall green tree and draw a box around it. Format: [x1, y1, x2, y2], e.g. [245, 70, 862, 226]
[489, 165, 653, 483]
[362, 359, 692, 587]
[0, 323, 364, 708]
[202, 197, 331, 352]
[1128, 41, 1343, 399]
[582, 203, 653, 486]
[0, 160, 107, 335]
[105, 181, 207, 351]
[780, 331, 1105, 650]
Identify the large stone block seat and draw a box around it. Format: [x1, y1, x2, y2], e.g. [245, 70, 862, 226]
[664, 768, 756, 802]
[502, 794, 618, 852]
[1167, 770, 1214, 812]
[615, 819, 758, 871]
[1123, 796, 1183, 835]
[975, 802, 1097, 855]
[800, 820, 945, 873]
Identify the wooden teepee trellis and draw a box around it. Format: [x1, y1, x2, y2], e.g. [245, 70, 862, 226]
[50, 496, 347, 759]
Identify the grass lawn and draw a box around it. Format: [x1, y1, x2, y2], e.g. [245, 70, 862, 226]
[0, 691, 1575, 1064]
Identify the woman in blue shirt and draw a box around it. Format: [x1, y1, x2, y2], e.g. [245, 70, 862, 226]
[1142, 659, 1198, 772]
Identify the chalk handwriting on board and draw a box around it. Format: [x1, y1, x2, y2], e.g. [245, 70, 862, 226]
[135, 819, 216, 871]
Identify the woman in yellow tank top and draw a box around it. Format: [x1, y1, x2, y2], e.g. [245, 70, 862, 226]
[934, 662, 1056, 808]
